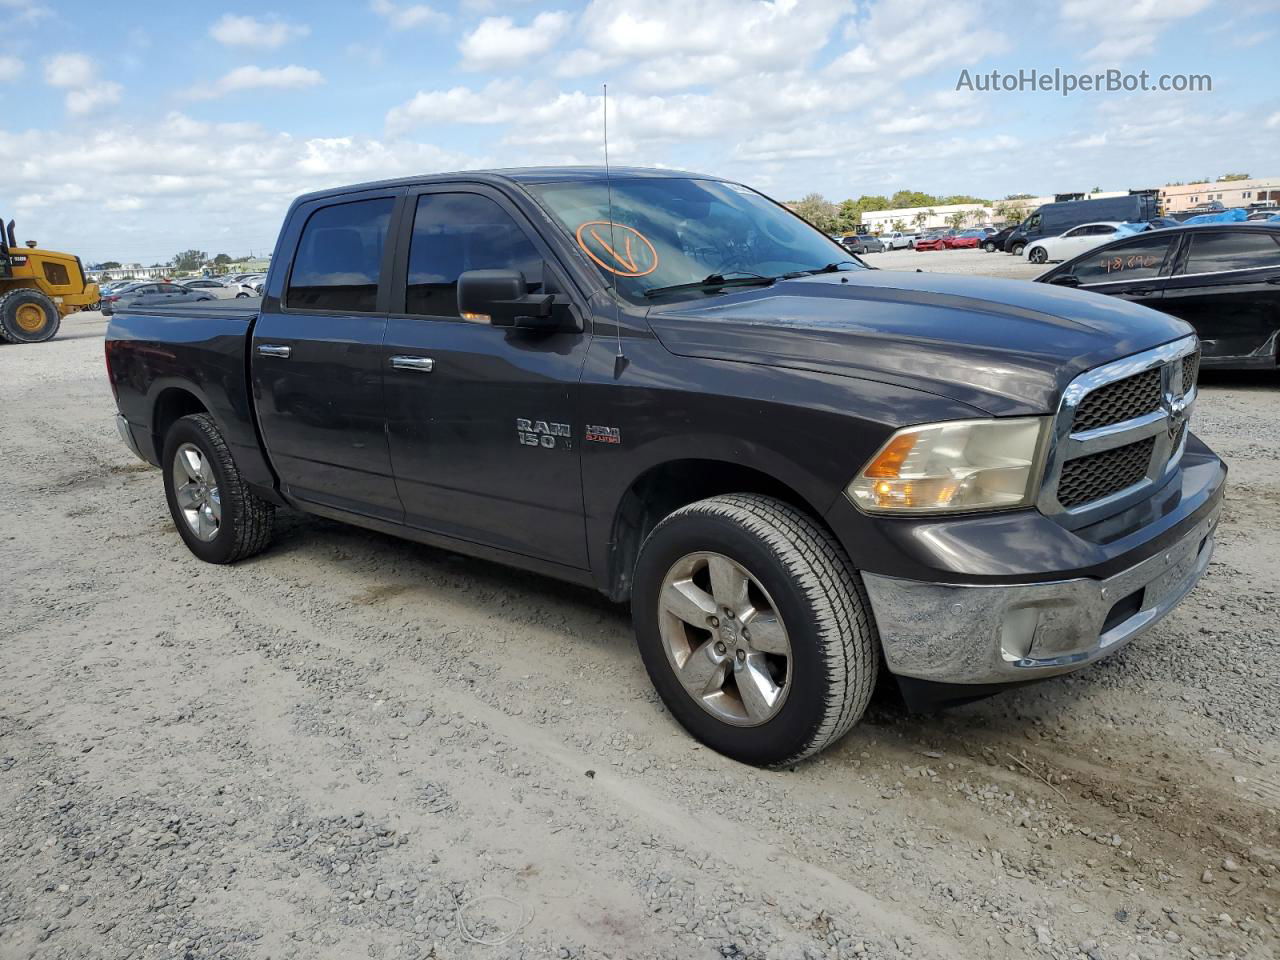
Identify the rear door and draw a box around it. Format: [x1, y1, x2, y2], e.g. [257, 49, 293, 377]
[251, 189, 403, 519]
[1065, 232, 1178, 310]
[1160, 229, 1280, 363]
[380, 184, 591, 567]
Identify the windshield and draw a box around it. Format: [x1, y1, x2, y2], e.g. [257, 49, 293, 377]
[524, 177, 863, 302]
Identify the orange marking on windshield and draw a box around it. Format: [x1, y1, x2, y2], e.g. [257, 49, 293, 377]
[575, 221, 659, 277]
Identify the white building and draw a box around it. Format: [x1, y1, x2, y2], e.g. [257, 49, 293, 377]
[860, 192, 1130, 234]
[1159, 176, 1280, 213]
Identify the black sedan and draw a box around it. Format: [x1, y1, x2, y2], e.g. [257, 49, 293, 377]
[101, 282, 215, 316]
[841, 234, 884, 254]
[1035, 223, 1280, 369]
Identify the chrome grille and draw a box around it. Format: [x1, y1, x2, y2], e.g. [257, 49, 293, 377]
[1181, 351, 1200, 393]
[1073, 368, 1161, 432]
[1058, 437, 1155, 508]
[1039, 336, 1199, 528]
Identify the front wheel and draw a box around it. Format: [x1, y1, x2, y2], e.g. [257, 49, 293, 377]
[983, 241, 996, 253]
[632, 494, 878, 767]
[1029, 246, 1048, 264]
[1011, 242, 1026, 256]
[162, 413, 275, 564]
[0, 288, 61, 343]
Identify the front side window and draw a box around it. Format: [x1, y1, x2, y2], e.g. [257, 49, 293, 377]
[1071, 235, 1174, 284]
[43, 262, 70, 285]
[1183, 231, 1280, 274]
[287, 197, 394, 313]
[404, 193, 543, 318]
[525, 177, 861, 303]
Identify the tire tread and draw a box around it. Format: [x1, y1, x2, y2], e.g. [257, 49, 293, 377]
[174, 413, 274, 562]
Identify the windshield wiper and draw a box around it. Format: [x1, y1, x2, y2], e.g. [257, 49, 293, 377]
[787, 260, 862, 277]
[643, 272, 777, 298]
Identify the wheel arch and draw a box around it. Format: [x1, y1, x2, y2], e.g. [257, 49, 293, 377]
[151, 385, 211, 458]
[603, 457, 833, 603]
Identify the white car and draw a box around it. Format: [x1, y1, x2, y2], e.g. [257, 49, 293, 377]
[1023, 222, 1137, 265]
[181, 278, 258, 299]
[880, 231, 919, 250]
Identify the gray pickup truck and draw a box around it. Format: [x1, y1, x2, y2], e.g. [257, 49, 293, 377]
[105, 166, 1225, 767]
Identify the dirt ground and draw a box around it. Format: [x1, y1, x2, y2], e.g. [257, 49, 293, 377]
[1, 302, 1277, 960]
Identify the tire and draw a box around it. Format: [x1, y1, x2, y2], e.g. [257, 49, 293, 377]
[161, 413, 275, 564]
[907, 240, 915, 249]
[983, 241, 996, 253]
[632, 494, 878, 767]
[0, 288, 61, 343]
[1029, 246, 1048, 264]
[235, 292, 250, 299]
[1011, 242, 1026, 256]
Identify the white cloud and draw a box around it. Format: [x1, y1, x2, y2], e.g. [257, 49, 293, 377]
[370, 0, 448, 29]
[459, 11, 572, 70]
[66, 83, 124, 115]
[44, 53, 97, 89]
[0, 55, 23, 82]
[1267, 111, 1280, 129]
[43, 53, 122, 115]
[560, 0, 851, 88]
[1060, 0, 1212, 63]
[0, 0, 50, 24]
[209, 14, 310, 49]
[188, 65, 325, 100]
[828, 0, 1006, 79]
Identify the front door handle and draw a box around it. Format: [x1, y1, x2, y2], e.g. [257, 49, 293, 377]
[257, 344, 291, 358]
[1128, 288, 1156, 296]
[1266, 276, 1280, 285]
[390, 355, 434, 372]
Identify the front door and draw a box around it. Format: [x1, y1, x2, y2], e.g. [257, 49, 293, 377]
[251, 191, 403, 520]
[1160, 229, 1280, 362]
[381, 186, 591, 568]
[1070, 232, 1178, 310]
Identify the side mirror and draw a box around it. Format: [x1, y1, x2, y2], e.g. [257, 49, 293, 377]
[456, 269, 578, 333]
[1049, 274, 1080, 287]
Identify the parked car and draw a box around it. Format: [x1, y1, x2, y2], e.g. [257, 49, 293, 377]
[181, 278, 258, 300]
[1022, 222, 1137, 265]
[1035, 222, 1280, 369]
[983, 225, 1017, 253]
[101, 281, 215, 316]
[842, 234, 884, 254]
[880, 231, 917, 250]
[944, 230, 987, 249]
[913, 233, 948, 251]
[105, 166, 1223, 768]
[1005, 194, 1159, 255]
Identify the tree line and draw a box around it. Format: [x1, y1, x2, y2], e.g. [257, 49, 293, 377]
[789, 191, 1035, 234]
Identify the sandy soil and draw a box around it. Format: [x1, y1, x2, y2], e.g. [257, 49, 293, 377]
[1, 305, 1276, 960]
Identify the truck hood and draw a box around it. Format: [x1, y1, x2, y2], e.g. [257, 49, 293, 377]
[647, 270, 1193, 416]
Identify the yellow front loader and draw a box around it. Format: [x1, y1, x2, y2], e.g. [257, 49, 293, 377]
[0, 216, 100, 343]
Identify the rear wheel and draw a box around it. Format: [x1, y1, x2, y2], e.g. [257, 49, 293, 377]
[0, 288, 61, 343]
[633, 494, 878, 767]
[162, 413, 275, 564]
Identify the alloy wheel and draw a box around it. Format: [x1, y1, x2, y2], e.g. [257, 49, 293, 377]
[172, 442, 221, 541]
[657, 551, 792, 726]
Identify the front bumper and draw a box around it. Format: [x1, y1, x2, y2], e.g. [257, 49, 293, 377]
[863, 504, 1219, 685]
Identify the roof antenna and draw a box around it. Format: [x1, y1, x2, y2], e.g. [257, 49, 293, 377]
[603, 83, 628, 378]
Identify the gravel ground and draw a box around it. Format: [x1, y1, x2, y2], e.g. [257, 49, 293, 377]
[1, 292, 1277, 960]
[862, 247, 1045, 279]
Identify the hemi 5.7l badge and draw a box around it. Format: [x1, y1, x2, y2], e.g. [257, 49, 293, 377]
[517, 418, 572, 449]
[585, 424, 621, 444]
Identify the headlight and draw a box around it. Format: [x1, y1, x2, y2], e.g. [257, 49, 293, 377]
[848, 417, 1049, 514]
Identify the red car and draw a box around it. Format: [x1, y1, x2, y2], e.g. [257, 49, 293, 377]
[913, 233, 948, 251]
[944, 230, 987, 249]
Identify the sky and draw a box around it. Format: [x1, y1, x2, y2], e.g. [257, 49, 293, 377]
[0, 0, 1277, 264]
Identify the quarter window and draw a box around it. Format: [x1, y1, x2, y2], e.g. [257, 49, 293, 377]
[404, 193, 543, 318]
[1071, 236, 1174, 284]
[287, 197, 394, 313]
[1183, 231, 1280, 274]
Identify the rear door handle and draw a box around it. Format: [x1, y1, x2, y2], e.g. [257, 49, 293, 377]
[1266, 276, 1280, 285]
[1128, 288, 1156, 296]
[257, 344, 291, 358]
[390, 355, 434, 372]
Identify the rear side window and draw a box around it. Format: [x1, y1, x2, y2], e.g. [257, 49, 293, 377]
[288, 197, 394, 313]
[1184, 231, 1280, 274]
[1072, 235, 1173, 284]
[404, 193, 543, 318]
